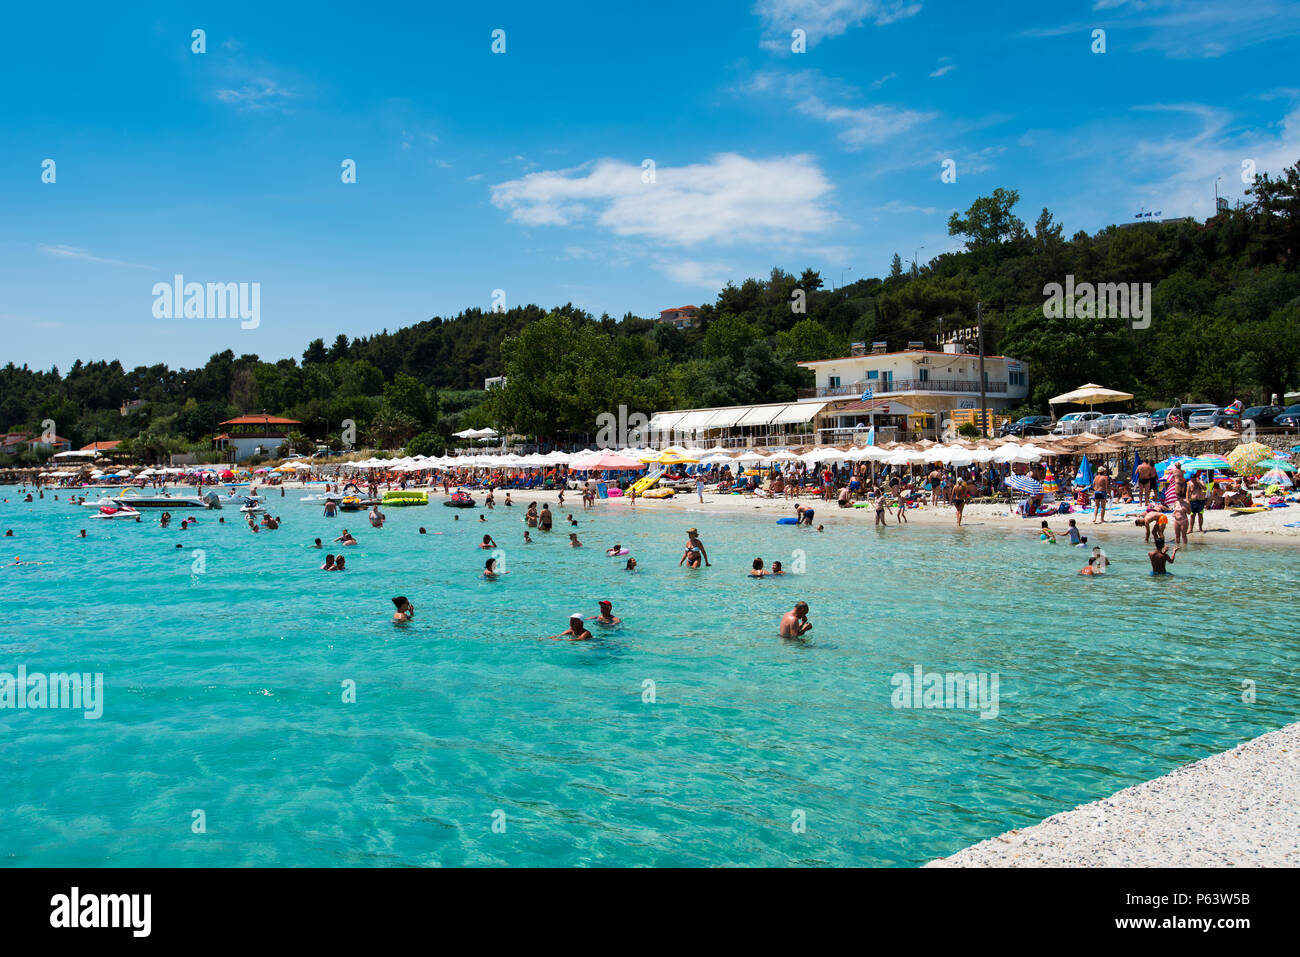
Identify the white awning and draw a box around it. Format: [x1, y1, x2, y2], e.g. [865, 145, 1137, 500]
[769, 402, 826, 425]
[647, 411, 687, 432]
[672, 409, 722, 432]
[734, 404, 785, 426]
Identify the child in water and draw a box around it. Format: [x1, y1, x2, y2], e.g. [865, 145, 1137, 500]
[1039, 521, 1056, 543]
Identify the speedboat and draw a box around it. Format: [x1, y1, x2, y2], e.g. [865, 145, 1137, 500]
[91, 489, 223, 509]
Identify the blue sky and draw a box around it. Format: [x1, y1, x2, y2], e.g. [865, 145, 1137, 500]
[3, 0, 1299, 370]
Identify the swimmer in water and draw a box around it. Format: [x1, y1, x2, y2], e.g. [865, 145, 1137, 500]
[392, 596, 414, 623]
[523, 531, 533, 543]
[314, 538, 322, 549]
[484, 557, 502, 578]
[1039, 521, 1056, 543]
[79, 529, 87, 538]
[606, 544, 623, 556]
[1149, 539, 1178, 575]
[780, 601, 812, 639]
[479, 514, 486, 523]
[334, 529, 357, 546]
[419, 527, 426, 534]
[481, 534, 497, 549]
[333, 555, 346, 571]
[625, 557, 637, 571]
[549, 613, 592, 641]
[771, 560, 784, 575]
[592, 600, 621, 626]
[1066, 519, 1087, 547]
[321, 554, 336, 570]
[750, 557, 766, 578]
[568, 532, 583, 547]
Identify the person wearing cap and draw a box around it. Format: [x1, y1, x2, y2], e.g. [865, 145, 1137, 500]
[780, 601, 812, 638]
[593, 600, 621, 626]
[550, 613, 592, 641]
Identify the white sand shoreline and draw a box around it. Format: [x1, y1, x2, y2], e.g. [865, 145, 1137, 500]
[927, 722, 1300, 867]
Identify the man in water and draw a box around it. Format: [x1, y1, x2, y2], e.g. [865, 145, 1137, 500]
[368, 504, 385, 528]
[392, 596, 414, 623]
[592, 600, 621, 626]
[1149, 537, 1178, 574]
[538, 505, 553, 531]
[780, 601, 812, 638]
[550, 613, 592, 641]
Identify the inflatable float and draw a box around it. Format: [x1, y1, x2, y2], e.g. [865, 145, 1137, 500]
[776, 517, 798, 525]
[444, 492, 477, 508]
[382, 491, 428, 507]
[641, 487, 674, 499]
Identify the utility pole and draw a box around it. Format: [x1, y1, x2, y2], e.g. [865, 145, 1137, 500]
[977, 302, 988, 438]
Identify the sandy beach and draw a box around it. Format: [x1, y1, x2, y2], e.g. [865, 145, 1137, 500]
[282, 481, 1300, 543]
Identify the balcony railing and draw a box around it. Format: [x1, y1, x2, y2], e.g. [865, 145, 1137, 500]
[798, 378, 1011, 399]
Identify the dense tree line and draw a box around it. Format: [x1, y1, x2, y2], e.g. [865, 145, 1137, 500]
[3, 158, 1298, 461]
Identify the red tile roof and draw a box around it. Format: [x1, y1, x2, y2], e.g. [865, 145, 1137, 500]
[80, 440, 122, 451]
[220, 415, 302, 426]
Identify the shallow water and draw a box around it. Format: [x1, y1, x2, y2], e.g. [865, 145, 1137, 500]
[0, 485, 1297, 866]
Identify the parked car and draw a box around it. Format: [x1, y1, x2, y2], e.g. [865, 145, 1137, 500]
[1189, 407, 1241, 429]
[1240, 405, 1284, 429]
[1093, 413, 1139, 435]
[1274, 404, 1300, 429]
[1001, 415, 1054, 437]
[1052, 411, 1103, 435]
[1177, 403, 1219, 427]
[312, 449, 343, 459]
[1148, 408, 1177, 429]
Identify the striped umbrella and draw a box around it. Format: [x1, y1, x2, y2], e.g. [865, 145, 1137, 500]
[1162, 481, 1179, 505]
[1041, 467, 1059, 495]
[1182, 454, 1231, 471]
[1005, 474, 1044, 494]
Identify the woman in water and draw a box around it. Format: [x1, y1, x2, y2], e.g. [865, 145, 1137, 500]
[568, 532, 583, 547]
[549, 613, 591, 641]
[749, 557, 766, 578]
[392, 596, 414, 622]
[334, 529, 357, 546]
[625, 557, 637, 571]
[333, 556, 346, 571]
[484, 557, 502, 578]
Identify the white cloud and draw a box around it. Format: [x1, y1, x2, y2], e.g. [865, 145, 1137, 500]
[1125, 102, 1300, 218]
[214, 79, 292, 109]
[658, 260, 734, 290]
[870, 72, 898, 89]
[754, 0, 922, 50]
[747, 70, 934, 149]
[490, 153, 838, 246]
[39, 245, 152, 269]
[929, 63, 956, 78]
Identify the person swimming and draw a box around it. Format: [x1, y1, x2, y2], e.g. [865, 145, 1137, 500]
[549, 613, 592, 641]
[333, 555, 346, 571]
[1039, 521, 1056, 543]
[750, 557, 766, 578]
[771, 560, 784, 575]
[334, 529, 357, 546]
[625, 557, 637, 571]
[484, 557, 502, 578]
[780, 601, 812, 638]
[1149, 539, 1178, 575]
[606, 543, 624, 556]
[481, 534, 497, 549]
[392, 596, 414, 623]
[568, 532, 583, 547]
[523, 531, 533, 543]
[592, 600, 621, 626]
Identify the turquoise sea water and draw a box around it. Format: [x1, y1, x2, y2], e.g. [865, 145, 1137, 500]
[0, 484, 1297, 867]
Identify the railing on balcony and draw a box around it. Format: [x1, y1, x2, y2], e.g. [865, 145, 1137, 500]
[798, 378, 1011, 399]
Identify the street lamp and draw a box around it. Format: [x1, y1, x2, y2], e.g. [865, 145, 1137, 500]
[912, 247, 925, 276]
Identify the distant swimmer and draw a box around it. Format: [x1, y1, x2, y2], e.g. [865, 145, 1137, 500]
[625, 557, 637, 571]
[1149, 539, 1178, 575]
[1039, 521, 1056, 543]
[1079, 547, 1109, 576]
[320, 555, 336, 571]
[592, 600, 621, 626]
[333, 555, 347, 571]
[484, 557, 503, 578]
[392, 596, 415, 623]
[750, 557, 766, 578]
[368, 504, 385, 528]
[538, 505, 553, 531]
[771, 561, 784, 575]
[481, 534, 497, 549]
[550, 613, 592, 641]
[334, 529, 358, 546]
[568, 532, 583, 547]
[523, 531, 533, 543]
[780, 601, 812, 639]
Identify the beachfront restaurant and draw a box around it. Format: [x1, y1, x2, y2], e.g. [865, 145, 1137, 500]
[647, 402, 827, 449]
[213, 415, 303, 462]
